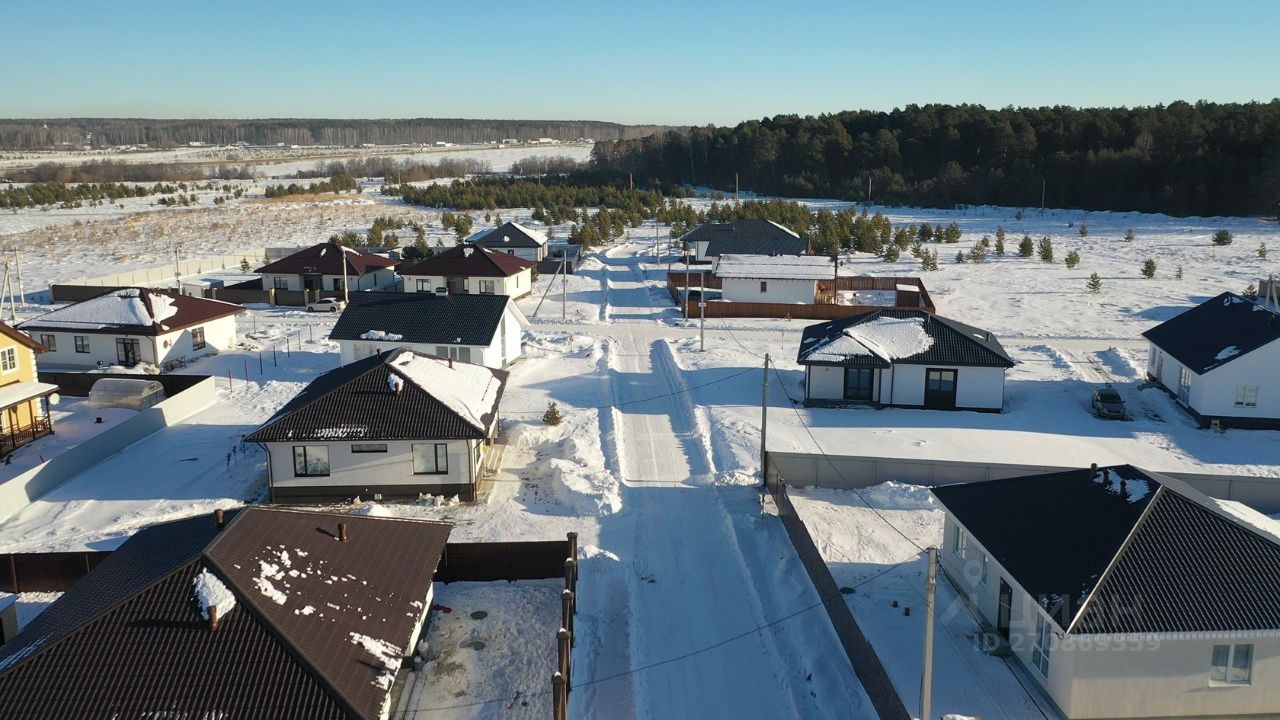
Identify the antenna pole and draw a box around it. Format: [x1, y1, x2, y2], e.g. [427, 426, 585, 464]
[759, 353, 769, 487]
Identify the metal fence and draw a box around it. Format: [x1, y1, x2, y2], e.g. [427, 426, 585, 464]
[664, 273, 935, 320]
[39, 371, 209, 398]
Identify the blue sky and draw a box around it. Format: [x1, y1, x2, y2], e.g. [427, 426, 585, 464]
[3, 0, 1278, 125]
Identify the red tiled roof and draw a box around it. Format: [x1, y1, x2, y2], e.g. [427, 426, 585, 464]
[399, 244, 535, 278]
[257, 243, 399, 277]
[17, 288, 244, 337]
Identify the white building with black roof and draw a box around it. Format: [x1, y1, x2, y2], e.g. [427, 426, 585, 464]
[328, 291, 525, 368]
[681, 219, 807, 262]
[796, 309, 1014, 410]
[467, 221, 549, 262]
[1142, 291, 1280, 428]
[933, 465, 1280, 720]
[246, 349, 506, 502]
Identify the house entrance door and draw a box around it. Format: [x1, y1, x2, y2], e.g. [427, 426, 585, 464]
[997, 579, 1013, 640]
[116, 338, 142, 366]
[924, 369, 958, 409]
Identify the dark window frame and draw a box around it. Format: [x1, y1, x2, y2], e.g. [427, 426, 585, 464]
[74, 335, 90, 354]
[412, 443, 449, 475]
[292, 445, 331, 477]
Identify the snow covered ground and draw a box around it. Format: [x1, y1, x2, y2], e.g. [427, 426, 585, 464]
[0, 398, 135, 483]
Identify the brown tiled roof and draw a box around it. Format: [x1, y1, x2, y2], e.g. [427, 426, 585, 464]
[257, 243, 398, 277]
[0, 507, 451, 720]
[0, 322, 45, 352]
[17, 288, 244, 337]
[399, 244, 535, 278]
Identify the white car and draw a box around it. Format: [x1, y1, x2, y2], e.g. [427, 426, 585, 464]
[306, 298, 346, 313]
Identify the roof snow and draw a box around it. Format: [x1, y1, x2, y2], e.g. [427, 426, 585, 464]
[386, 374, 404, 393]
[715, 254, 833, 280]
[349, 633, 401, 690]
[191, 568, 236, 621]
[1214, 345, 1241, 361]
[807, 316, 934, 363]
[391, 352, 503, 432]
[361, 330, 404, 341]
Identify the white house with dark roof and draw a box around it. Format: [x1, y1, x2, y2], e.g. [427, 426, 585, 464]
[398, 244, 535, 298]
[713, 254, 834, 303]
[247, 349, 506, 502]
[255, 242, 398, 293]
[1142, 292, 1280, 428]
[467, 221, 549, 262]
[681, 219, 807, 262]
[17, 288, 243, 371]
[328, 292, 525, 368]
[933, 465, 1280, 720]
[796, 310, 1014, 410]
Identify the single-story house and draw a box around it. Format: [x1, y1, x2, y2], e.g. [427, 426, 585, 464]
[1142, 291, 1280, 429]
[329, 292, 525, 368]
[399, 244, 535, 299]
[467, 221, 549, 262]
[714, 254, 835, 303]
[0, 507, 451, 720]
[796, 309, 1014, 410]
[256, 242, 399, 292]
[934, 465, 1280, 720]
[0, 323, 56, 456]
[539, 242, 582, 275]
[682, 219, 808, 262]
[247, 349, 506, 502]
[18, 288, 243, 371]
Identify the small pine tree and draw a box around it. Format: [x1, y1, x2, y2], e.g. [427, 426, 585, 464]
[1141, 258, 1157, 278]
[1065, 250, 1080, 269]
[917, 223, 934, 243]
[1175, 265, 1184, 280]
[1259, 242, 1268, 260]
[978, 235, 991, 249]
[994, 225, 1006, 246]
[967, 244, 987, 263]
[1087, 273, 1102, 294]
[994, 234, 1005, 256]
[1014, 209, 1024, 221]
[239, 257, 250, 272]
[1018, 234, 1035, 257]
[942, 222, 962, 243]
[1244, 283, 1259, 300]
[882, 243, 900, 262]
[955, 251, 966, 264]
[910, 241, 924, 258]
[1124, 228, 1135, 242]
[1037, 236, 1054, 262]
[542, 402, 564, 426]
[1078, 223, 1089, 237]
[920, 249, 939, 271]
[1213, 229, 1234, 246]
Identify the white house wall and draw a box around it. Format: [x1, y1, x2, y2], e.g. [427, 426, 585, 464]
[266, 439, 480, 492]
[721, 277, 816, 304]
[1190, 339, 1280, 421]
[806, 366, 848, 401]
[805, 364, 1005, 410]
[260, 269, 396, 292]
[29, 316, 237, 370]
[402, 270, 530, 298]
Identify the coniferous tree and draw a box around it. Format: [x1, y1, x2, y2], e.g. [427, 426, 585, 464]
[994, 234, 1005, 256]
[941, 222, 962, 243]
[994, 225, 1006, 248]
[882, 243, 900, 262]
[955, 251, 966, 264]
[1037, 236, 1054, 262]
[1065, 250, 1080, 269]
[917, 223, 934, 243]
[1175, 265, 1184, 280]
[920, 249, 939, 271]
[1260, 242, 1268, 259]
[1244, 283, 1259, 300]
[1087, 273, 1102, 294]
[1078, 223, 1089, 237]
[967, 244, 987, 263]
[1141, 258, 1157, 278]
[239, 258, 250, 272]
[1124, 228, 1135, 242]
[1018, 234, 1035, 257]
[1213, 229, 1234, 246]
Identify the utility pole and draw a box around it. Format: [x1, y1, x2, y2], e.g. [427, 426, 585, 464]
[698, 270, 706, 351]
[561, 256, 567, 321]
[867, 176, 873, 204]
[759, 354, 770, 487]
[1041, 176, 1046, 211]
[2, 261, 12, 324]
[341, 248, 350, 304]
[734, 173, 739, 204]
[12, 250, 24, 310]
[921, 547, 937, 720]
[173, 245, 182, 289]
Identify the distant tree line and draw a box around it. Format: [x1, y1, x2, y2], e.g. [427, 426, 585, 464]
[293, 157, 491, 183]
[590, 101, 1280, 217]
[263, 174, 359, 198]
[4, 159, 208, 184]
[0, 118, 672, 150]
[392, 175, 691, 225]
[0, 181, 172, 209]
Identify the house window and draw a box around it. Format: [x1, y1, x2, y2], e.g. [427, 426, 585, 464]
[1178, 367, 1192, 405]
[74, 336, 90, 354]
[979, 551, 989, 585]
[292, 446, 330, 477]
[1211, 644, 1253, 685]
[1235, 386, 1259, 408]
[332, 278, 345, 292]
[435, 346, 472, 364]
[843, 368, 875, 402]
[39, 334, 56, 352]
[759, 281, 768, 293]
[412, 443, 449, 474]
[351, 443, 388, 453]
[416, 279, 431, 293]
[191, 327, 206, 351]
[952, 525, 968, 560]
[1031, 614, 1052, 676]
[478, 280, 496, 295]
[273, 277, 289, 290]
[0, 348, 16, 373]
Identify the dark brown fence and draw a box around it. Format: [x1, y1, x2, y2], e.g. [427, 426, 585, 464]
[666, 273, 935, 321]
[0, 551, 110, 593]
[210, 287, 273, 305]
[435, 539, 570, 582]
[48, 285, 126, 303]
[767, 472, 911, 720]
[38, 371, 209, 398]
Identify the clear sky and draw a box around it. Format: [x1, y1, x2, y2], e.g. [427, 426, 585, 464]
[3, 0, 1278, 126]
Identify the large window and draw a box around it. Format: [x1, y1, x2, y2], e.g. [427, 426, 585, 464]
[74, 335, 90, 354]
[0, 347, 16, 373]
[191, 327, 206, 351]
[1211, 644, 1253, 685]
[292, 445, 330, 477]
[1178, 367, 1192, 404]
[435, 346, 472, 363]
[843, 367, 874, 402]
[39, 334, 56, 352]
[1235, 386, 1259, 408]
[416, 279, 432, 293]
[478, 280, 496, 295]
[273, 277, 289, 290]
[412, 443, 449, 475]
[1031, 614, 1052, 676]
[332, 277, 345, 292]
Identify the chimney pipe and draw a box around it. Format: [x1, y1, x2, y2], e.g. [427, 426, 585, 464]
[1089, 463, 1098, 476]
[214, 508, 225, 529]
[338, 522, 348, 543]
[209, 604, 220, 632]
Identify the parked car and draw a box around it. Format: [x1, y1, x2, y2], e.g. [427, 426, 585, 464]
[306, 298, 346, 313]
[1091, 387, 1126, 419]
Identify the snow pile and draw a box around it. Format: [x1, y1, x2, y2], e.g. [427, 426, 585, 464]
[385, 374, 404, 394]
[349, 632, 402, 690]
[354, 502, 393, 517]
[87, 361, 159, 375]
[149, 293, 178, 327]
[389, 352, 502, 432]
[1091, 469, 1151, 503]
[507, 422, 621, 516]
[361, 330, 403, 341]
[191, 568, 237, 621]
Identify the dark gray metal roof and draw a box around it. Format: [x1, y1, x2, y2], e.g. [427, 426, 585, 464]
[246, 349, 506, 442]
[932, 466, 1280, 634]
[681, 219, 801, 245]
[1142, 292, 1280, 374]
[703, 235, 810, 258]
[796, 309, 1015, 368]
[328, 292, 511, 347]
[469, 221, 547, 249]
